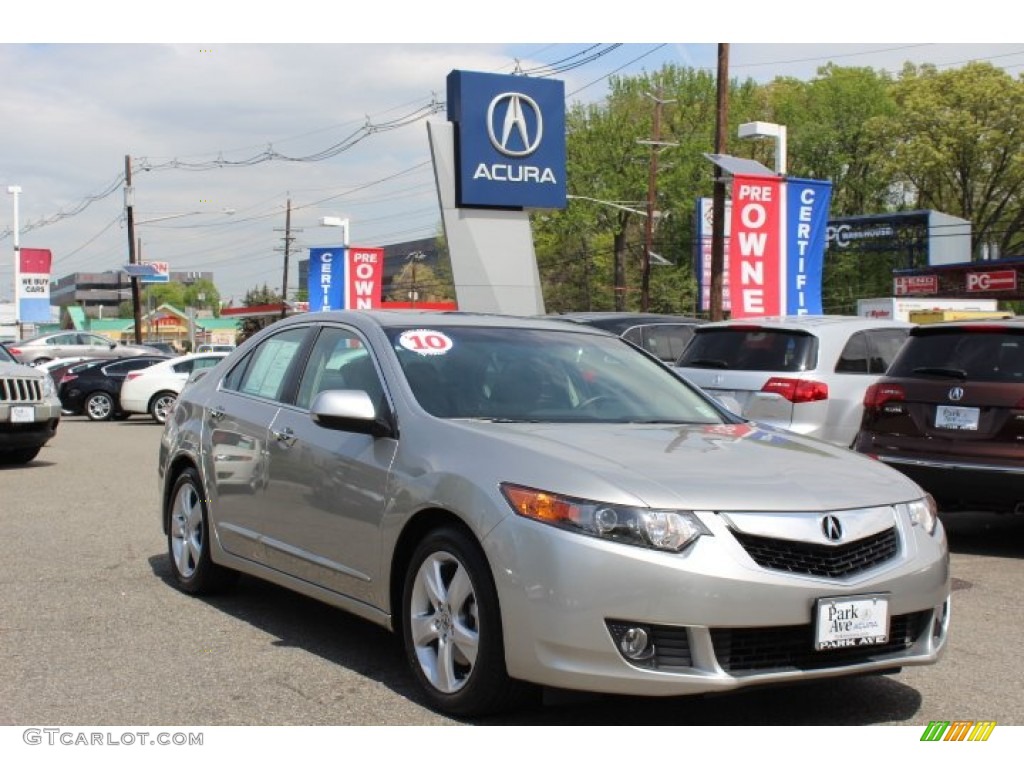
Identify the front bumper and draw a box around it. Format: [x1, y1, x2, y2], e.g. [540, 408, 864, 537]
[0, 402, 61, 449]
[484, 508, 949, 696]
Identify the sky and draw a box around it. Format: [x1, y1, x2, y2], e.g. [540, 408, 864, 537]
[2, 3, 1022, 305]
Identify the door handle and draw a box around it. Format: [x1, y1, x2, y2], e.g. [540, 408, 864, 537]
[209, 406, 225, 422]
[272, 426, 297, 447]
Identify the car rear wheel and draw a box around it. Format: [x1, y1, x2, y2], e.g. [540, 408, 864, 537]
[150, 391, 177, 424]
[84, 391, 115, 421]
[33, 357, 51, 365]
[166, 467, 237, 594]
[401, 526, 535, 716]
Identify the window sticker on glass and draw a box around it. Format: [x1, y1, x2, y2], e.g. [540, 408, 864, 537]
[399, 329, 454, 356]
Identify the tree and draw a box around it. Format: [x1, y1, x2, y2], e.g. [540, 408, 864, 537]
[238, 284, 282, 341]
[878, 62, 1024, 258]
[184, 278, 222, 317]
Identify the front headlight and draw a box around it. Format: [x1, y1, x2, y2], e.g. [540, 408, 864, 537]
[904, 495, 938, 535]
[41, 375, 56, 399]
[501, 483, 711, 552]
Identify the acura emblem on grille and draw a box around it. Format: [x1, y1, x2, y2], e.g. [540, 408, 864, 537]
[821, 515, 843, 542]
[948, 386, 964, 401]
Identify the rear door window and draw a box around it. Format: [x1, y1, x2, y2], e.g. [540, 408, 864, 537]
[678, 329, 817, 372]
[889, 329, 1024, 382]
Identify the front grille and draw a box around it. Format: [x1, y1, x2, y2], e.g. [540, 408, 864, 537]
[0, 377, 42, 403]
[732, 527, 899, 578]
[711, 611, 931, 673]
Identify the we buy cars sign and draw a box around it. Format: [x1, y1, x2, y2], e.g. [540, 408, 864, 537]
[728, 174, 832, 319]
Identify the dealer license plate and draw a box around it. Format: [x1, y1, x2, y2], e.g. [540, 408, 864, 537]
[815, 595, 889, 650]
[10, 406, 35, 423]
[935, 405, 979, 431]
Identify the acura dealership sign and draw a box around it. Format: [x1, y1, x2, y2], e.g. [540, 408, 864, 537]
[446, 70, 566, 209]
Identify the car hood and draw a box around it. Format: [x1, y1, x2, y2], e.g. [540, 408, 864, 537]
[0, 360, 40, 377]
[443, 420, 923, 512]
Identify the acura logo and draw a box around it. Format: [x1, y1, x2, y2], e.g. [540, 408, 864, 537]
[948, 386, 964, 402]
[821, 515, 843, 542]
[487, 93, 543, 157]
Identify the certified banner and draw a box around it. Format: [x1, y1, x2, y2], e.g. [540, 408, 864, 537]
[307, 246, 384, 312]
[785, 178, 832, 315]
[16, 247, 53, 323]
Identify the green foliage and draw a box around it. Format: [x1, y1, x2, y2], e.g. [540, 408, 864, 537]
[536, 59, 1023, 317]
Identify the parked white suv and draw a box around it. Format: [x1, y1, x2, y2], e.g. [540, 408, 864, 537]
[674, 315, 912, 447]
[119, 352, 228, 424]
[1, 343, 63, 464]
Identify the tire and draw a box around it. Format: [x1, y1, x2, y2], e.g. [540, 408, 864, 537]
[32, 357, 51, 365]
[401, 526, 535, 717]
[0, 448, 41, 465]
[149, 391, 177, 425]
[166, 467, 237, 595]
[84, 391, 115, 421]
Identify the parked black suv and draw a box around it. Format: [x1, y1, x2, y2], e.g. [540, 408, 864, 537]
[853, 318, 1024, 514]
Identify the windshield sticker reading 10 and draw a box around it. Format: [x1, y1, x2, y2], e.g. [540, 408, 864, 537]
[399, 330, 454, 356]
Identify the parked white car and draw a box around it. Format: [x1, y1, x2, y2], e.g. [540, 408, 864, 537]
[674, 315, 913, 447]
[120, 352, 228, 424]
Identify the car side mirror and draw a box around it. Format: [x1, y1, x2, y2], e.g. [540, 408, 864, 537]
[310, 390, 394, 438]
[109, 342, 117, 349]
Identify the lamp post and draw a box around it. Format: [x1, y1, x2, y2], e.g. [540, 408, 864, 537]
[738, 121, 787, 175]
[6, 185, 21, 332]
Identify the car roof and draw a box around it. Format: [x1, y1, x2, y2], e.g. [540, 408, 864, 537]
[553, 312, 704, 333]
[909, 317, 1024, 334]
[287, 310, 613, 335]
[694, 314, 914, 333]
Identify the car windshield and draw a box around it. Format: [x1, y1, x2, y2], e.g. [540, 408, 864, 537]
[677, 328, 818, 372]
[889, 328, 1024, 382]
[386, 325, 728, 424]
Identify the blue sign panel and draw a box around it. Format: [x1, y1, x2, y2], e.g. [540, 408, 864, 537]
[308, 247, 346, 312]
[784, 178, 833, 315]
[447, 70, 566, 210]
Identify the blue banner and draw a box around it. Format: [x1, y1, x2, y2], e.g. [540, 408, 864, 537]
[785, 178, 832, 314]
[307, 247, 346, 312]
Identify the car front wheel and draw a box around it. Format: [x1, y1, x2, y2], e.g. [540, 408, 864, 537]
[84, 391, 115, 421]
[166, 467, 237, 594]
[150, 391, 177, 424]
[0, 448, 41, 464]
[401, 526, 534, 717]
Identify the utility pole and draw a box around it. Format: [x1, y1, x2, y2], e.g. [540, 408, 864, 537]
[125, 155, 144, 344]
[640, 88, 677, 312]
[710, 44, 730, 322]
[276, 198, 301, 320]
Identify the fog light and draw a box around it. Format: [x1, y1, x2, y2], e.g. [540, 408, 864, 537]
[619, 627, 653, 660]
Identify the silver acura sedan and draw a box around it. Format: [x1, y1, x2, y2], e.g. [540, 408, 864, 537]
[158, 310, 950, 716]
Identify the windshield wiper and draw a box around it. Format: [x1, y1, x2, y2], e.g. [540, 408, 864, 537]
[681, 358, 729, 369]
[911, 366, 967, 379]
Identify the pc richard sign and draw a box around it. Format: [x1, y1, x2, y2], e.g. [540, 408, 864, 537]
[447, 70, 566, 209]
[728, 174, 832, 319]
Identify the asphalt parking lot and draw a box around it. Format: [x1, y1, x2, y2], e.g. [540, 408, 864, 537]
[1, 417, 1023, 726]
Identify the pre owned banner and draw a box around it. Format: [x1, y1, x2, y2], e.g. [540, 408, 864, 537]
[307, 246, 384, 312]
[728, 175, 832, 319]
[17, 247, 53, 323]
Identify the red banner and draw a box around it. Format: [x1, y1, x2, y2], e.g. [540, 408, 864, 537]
[728, 175, 783, 318]
[344, 247, 384, 309]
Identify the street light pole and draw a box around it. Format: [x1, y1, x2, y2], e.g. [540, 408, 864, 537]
[7, 185, 21, 337]
[738, 121, 787, 175]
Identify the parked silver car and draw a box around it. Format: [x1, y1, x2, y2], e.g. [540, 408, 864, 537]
[8, 331, 163, 366]
[675, 315, 913, 447]
[159, 311, 948, 716]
